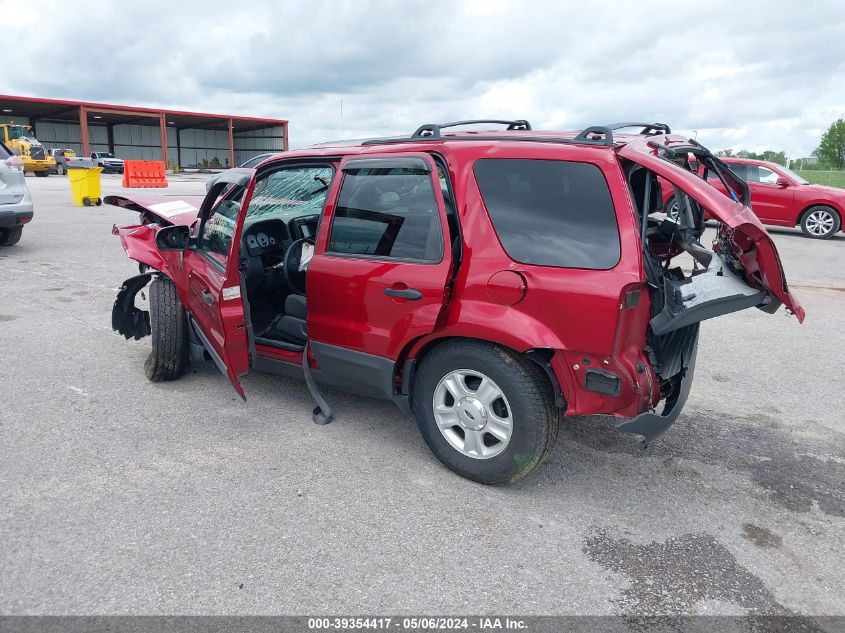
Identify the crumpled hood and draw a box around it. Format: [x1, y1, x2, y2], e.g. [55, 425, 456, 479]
[105, 195, 204, 227]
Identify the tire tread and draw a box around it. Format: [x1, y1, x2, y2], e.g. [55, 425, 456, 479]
[144, 277, 188, 382]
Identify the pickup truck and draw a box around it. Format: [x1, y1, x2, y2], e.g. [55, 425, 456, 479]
[91, 152, 124, 173]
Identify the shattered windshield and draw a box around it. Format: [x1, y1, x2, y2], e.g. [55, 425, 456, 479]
[246, 166, 334, 221]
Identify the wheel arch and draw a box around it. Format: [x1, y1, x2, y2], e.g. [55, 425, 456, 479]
[396, 335, 569, 413]
[796, 202, 843, 227]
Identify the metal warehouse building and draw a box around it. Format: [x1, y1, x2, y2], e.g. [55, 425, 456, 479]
[0, 94, 288, 169]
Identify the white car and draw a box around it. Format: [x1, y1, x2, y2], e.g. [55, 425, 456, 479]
[91, 152, 125, 173]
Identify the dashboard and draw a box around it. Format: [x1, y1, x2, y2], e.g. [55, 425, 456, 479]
[242, 215, 319, 257]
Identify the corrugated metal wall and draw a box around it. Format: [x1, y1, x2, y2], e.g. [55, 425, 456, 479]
[234, 127, 284, 165]
[177, 128, 231, 168]
[2, 114, 285, 168]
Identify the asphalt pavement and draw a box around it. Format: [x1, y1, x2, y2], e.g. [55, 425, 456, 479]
[1, 173, 843, 616]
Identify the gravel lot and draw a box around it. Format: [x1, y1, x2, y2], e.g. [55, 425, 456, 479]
[1, 173, 843, 616]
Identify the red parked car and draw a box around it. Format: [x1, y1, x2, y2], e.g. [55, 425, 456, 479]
[665, 157, 845, 239]
[108, 121, 804, 484]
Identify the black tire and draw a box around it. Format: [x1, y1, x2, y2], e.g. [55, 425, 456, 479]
[34, 171, 48, 178]
[664, 195, 680, 221]
[412, 339, 559, 485]
[144, 277, 189, 382]
[800, 205, 840, 239]
[56, 163, 66, 175]
[0, 227, 22, 246]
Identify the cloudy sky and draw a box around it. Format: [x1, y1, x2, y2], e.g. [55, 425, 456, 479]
[5, 0, 844, 157]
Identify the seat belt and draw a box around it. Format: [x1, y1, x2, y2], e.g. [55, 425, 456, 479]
[302, 341, 333, 425]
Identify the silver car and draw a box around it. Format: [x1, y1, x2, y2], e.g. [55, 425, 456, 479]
[0, 145, 33, 246]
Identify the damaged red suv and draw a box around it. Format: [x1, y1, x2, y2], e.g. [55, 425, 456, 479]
[109, 120, 804, 484]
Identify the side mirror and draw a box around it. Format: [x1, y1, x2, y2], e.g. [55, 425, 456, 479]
[776, 177, 791, 187]
[156, 225, 192, 251]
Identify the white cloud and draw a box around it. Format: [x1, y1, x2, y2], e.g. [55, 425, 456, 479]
[4, 0, 844, 157]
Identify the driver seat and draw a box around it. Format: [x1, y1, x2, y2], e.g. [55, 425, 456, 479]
[272, 294, 307, 345]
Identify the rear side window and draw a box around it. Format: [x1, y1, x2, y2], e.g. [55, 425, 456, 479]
[329, 167, 443, 262]
[474, 159, 620, 269]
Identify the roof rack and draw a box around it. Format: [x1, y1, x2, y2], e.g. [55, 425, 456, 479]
[411, 119, 532, 139]
[359, 119, 671, 148]
[605, 122, 672, 135]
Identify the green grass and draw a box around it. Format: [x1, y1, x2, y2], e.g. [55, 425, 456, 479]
[795, 170, 845, 189]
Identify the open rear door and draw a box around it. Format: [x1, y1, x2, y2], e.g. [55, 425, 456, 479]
[182, 168, 257, 399]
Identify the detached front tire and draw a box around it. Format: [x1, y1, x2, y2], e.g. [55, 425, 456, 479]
[145, 277, 189, 382]
[800, 205, 840, 239]
[412, 340, 559, 485]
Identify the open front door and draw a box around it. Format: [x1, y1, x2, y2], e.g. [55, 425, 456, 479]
[306, 153, 455, 398]
[182, 168, 257, 399]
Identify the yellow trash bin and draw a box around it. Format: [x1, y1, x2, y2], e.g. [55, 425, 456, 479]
[68, 166, 104, 207]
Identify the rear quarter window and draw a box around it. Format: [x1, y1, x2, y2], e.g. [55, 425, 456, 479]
[473, 158, 620, 269]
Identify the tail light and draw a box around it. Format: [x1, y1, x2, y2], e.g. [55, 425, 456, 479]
[4, 156, 24, 171]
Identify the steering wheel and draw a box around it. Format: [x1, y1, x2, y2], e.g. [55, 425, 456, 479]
[283, 237, 314, 295]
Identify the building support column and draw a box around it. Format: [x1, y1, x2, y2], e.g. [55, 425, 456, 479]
[79, 106, 90, 156]
[176, 128, 182, 170]
[107, 123, 115, 155]
[227, 119, 235, 168]
[158, 113, 168, 166]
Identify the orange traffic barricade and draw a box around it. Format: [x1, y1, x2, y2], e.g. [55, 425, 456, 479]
[122, 160, 168, 188]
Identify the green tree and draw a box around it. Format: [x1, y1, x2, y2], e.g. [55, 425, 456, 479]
[717, 149, 734, 157]
[819, 119, 845, 169]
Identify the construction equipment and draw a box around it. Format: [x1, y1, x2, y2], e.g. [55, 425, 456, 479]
[0, 123, 55, 177]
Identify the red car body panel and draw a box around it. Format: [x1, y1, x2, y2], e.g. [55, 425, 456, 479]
[308, 153, 455, 361]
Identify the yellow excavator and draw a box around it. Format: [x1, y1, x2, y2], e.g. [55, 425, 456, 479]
[1, 123, 55, 177]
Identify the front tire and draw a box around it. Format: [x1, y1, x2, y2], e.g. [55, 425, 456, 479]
[34, 171, 48, 178]
[412, 340, 559, 485]
[56, 163, 66, 175]
[144, 277, 189, 382]
[800, 206, 840, 239]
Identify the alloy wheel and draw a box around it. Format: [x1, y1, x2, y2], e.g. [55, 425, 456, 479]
[805, 209, 836, 237]
[432, 369, 513, 459]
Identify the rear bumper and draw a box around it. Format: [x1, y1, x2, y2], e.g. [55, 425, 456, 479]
[0, 195, 34, 228]
[615, 327, 699, 444]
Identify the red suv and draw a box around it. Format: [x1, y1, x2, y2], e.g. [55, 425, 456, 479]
[665, 157, 845, 239]
[109, 120, 804, 484]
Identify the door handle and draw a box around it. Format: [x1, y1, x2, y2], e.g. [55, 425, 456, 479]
[201, 289, 215, 305]
[384, 287, 423, 300]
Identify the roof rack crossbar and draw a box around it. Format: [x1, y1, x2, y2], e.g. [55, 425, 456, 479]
[605, 122, 672, 135]
[411, 119, 532, 139]
[573, 126, 615, 146]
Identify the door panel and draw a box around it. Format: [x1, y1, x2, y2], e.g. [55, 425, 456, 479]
[307, 153, 453, 362]
[182, 169, 255, 398]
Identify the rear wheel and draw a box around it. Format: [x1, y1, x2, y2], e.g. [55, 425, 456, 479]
[34, 171, 48, 178]
[800, 206, 840, 239]
[56, 163, 66, 175]
[412, 340, 559, 485]
[0, 227, 22, 246]
[144, 277, 189, 382]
